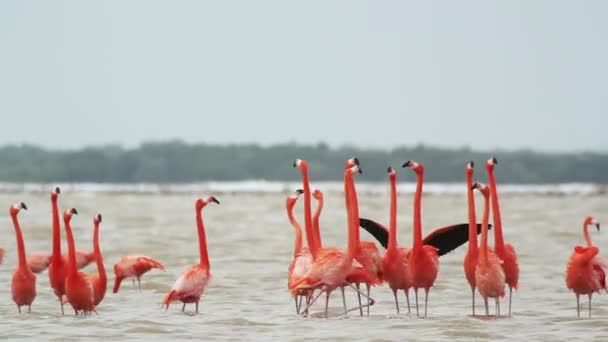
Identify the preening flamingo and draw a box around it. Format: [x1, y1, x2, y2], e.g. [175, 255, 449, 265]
[48, 186, 67, 314]
[473, 182, 505, 317]
[565, 216, 606, 318]
[10, 202, 36, 313]
[403, 160, 439, 318]
[463, 161, 479, 316]
[286, 189, 312, 314]
[88, 214, 107, 306]
[63, 208, 95, 315]
[163, 196, 219, 313]
[113, 255, 165, 293]
[382, 166, 412, 314]
[486, 157, 519, 316]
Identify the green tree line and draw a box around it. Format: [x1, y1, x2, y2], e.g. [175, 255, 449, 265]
[0, 141, 606, 184]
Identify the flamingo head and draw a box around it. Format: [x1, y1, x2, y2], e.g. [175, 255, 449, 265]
[286, 189, 304, 208]
[402, 160, 424, 174]
[486, 157, 498, 171]
[466, 161, 474, 175]
[196, 196, 220, 210]
[51, 186, 61, 199]
[63, 208, 78, 221]
[472, 182, 490, 198]
[387, 166, 397, 179]
[94, 213, 102, 224]
[345, 157, 360, 169]
[312, 189, 323, 200]
[9, 202, 27, 216]
[293, 159, 307, 170]
[584, 216, 600, 232]
[347, 164, 362, 175]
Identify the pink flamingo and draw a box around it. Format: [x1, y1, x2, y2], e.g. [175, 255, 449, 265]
[286, 189, 312, 313]
[463, 161, 479, 315]
[113, 255, 165, 293]
[10, 202, 36, 313]
[27, 250, 96, 274]
[88, 214, 107, 306]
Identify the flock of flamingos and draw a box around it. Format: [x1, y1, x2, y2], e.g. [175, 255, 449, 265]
[0, 157, 604, 319]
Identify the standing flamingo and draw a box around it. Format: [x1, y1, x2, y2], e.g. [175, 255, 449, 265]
[163, 196, 219, 313]
[10, 202, 36, 313]
[403, 160, 439, 318]
[88, 214, 106, 306]
[473, 182, 505, 317]
[463, 161, 479, 316]
[382, 166, 412, 314]
[48, 186, 67, 314]
[565, 216, 606, 318]
[286, 189, 312, 313]
[486, 157, 519, 316]
[312, 189, 324, 251]
[113, 255, 165, 293]
[63, 208, 95, 315]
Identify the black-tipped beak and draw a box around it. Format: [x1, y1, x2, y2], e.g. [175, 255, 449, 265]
[296, 189, 304, 194]
[353, 157, 360, 166]
[357, 167, 363, 174]
[292, 160, 297, 167]
[469, 161, 474, 168]
[71, 208, 78, 215]
[402, 160, 413, 168]
[471, 182, 479, 190]
[492, 157, 498, 165]
[211, 196, 220, 204]
[387, 166, 394, 173]
[55, 187, 61, 194]
[596, 223, 601, 231]
[97, 214, 102, 223]
[20, 202, 28, 210]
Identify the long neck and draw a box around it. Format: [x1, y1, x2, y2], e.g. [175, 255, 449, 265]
[480, 194, 490, 262]
[466, 173, 478, 254]
[387, 174, 398, 251]
[11, 213, 27, 269]
[583, 223, 593, 247]
[196, 209, 210, 268]
[287, 203, 303, 257]
[51, 196, 62, 263]
[487, 169, 505, 250]
[412, 171, 424, 251]
[93, 221, 106, 282]
[64, 216, 78, 275]
[312, 197, 323, 249]
[346, 171, 358, 258]
[301, 166, 317, 258]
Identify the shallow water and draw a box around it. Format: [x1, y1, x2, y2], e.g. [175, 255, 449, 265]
[0, 186, 607, 341]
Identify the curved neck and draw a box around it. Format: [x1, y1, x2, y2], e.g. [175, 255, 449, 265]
[412, 171, 424, 251]
[487, 169, 505, 251]
[11, 213, 27, 269]
[387, 174, 398, 251]
[466, 172, 478, 254]
[312, 196, 323, 249]
[300, 166, 317, 258]
[479, 193, 490, 262]
[64, 215, 78, 275]
[287, 203, 303, 257]
[346, 171, 358, 258]
[93, 221, 106, 281]
[583, 223, 593, 247]
[196, 208, 210, 268]
[51, 196, 62, 263]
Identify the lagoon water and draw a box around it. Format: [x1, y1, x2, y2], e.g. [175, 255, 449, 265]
[0, 182, 607, 341]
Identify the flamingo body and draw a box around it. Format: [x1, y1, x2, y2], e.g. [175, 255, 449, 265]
[383, 247, 411, 291]
[28, 250, 96, 274]
[499, 244, 519, 290]
[12, 268, 36, 308]
[409, 246, 439, 290]
[164, 265, 210, 306]
[288, 247, 312, 296]
[566, 246, 604, 295]
[475, 251, 505, 299]
[113, 255, 165, 293]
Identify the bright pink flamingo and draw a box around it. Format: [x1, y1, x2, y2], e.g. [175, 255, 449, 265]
[486, 157, 519, 316]
[47, 186, 67, 314]
[28, 250, 96, 274]
[113, 255, 165, 293]
[286, 189, 312, 313]
[473, 182, 505, 317]
[566, 216, 606, 318]
[10, 202, 36, 313]
[163, 196, 219, 313]
[382, 166, 412, 314]
[463, 161, 479, 315]
[312, 189, 324, 251]
[403, 160, 439, 318]
[88, 214, 107, 306]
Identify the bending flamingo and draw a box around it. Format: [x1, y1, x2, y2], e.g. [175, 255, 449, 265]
[63, 208, 95, 315]
[473, 182, 505, 317]
[403, 160, 439, 318]
[286, 189, 312, 314]
[88, 214, 106, 306]
[486, 157, 519, 316]
[10, 202, 36, 313]
[565, 216, 606, 318]
[382, 166, 412, 314]
[163, 196, 219, 313]
[48, 186, 67, 314]
[463, 161, 479, 315]
[113, 255, 165, 293]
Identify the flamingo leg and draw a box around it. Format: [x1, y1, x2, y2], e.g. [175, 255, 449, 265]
[366, 283, 371, 316]
[60, 301, 64, 316]
[181, 303, 186, 312]
[496, 298, 500, 317]
[404, 289, 411, 314]
[576, 293, 580, 318]
[335, 284, 376, 317]
[392, 289, 400, 314]
[132, 279, 136, 288]
[588, 293, 592, 318]
[508, 286, 512, 317]
[340, 286, 347, 317]
[414, 288, 419, 317]
[294, 296, 300, 314]
[137, 278, 142, 292]
[484, 297, 489, 316]
[471, 287, 476, 316]
[28, 305, 31, 313]
[424, 288, 429, 318]
[196, 301, 199, 314]
[299, 289, 324, 317]
[355, 283, 363, 316]
[17, 305, 21, 314]
[324, 291, 330, 318]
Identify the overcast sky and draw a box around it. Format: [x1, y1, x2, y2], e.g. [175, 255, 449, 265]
[0, 1, 606, 152]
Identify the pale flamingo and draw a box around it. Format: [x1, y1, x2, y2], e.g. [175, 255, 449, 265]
[63, 208, 95, 315]
[486, 157, 519, 316]
[10, 202, 36, 313]
[163, 196, 219, 313]
[48, 186, 67, 314]
[27, 250, 96, 274]
[473, 182, 506, 317]
[382, 166, 412, 314]
[88, 214, 107, 306]
[113, 255, 165, 293]
[565, 216, 606, 318]
[403, 160, 439, 318]
[463, 161, 479, 316]
[286, 189, 312, 314]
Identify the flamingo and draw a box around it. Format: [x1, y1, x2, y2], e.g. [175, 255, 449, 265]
[565, 216, 606, 318]
[286, 189, 312, 314]
[10, 202, 36, 313]
[463, 161, 479, 316]
[486, 157, 519, 316]
[163, 196, 219, 313]
[88, 214, 106, 306]
[312, 189, 324, 250]
[63, 208, 95, 315]
[473, 182, 506, 317]
[113, 255, 165, 293]
[27, 250, 96, 274]
[382, 166, 412, 314]
[403, 160, 439, 318]
[47, 186, 67, 314]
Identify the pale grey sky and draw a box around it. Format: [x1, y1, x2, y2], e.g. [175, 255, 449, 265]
[0, 1, 606, 152]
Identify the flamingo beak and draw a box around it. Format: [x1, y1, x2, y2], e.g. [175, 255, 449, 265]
[402, 160, 413, 168]
[492, 157, 498, 165]
[71, 208, 78, 215]
[471, 182, 479, 190]
[20, 202, 28, 210]
[468, 161, 474, 168]
[387, 166, 394, 173]
[596, 223, 601, 231]
[210, 196, 220, 205]
[353, 157, 360, 166]
[97, 214, 102, 223]
[55, 187, 61, 194]
[296, 189, 304, 194]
